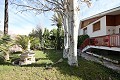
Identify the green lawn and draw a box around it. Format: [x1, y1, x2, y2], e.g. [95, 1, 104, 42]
[0, 50, 120, 80]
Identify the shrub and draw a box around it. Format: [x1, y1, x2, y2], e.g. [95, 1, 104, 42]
[77, 35, 89, 48]
[15, 35, 29, 50]
[0, 35, 14, 60]
[30, 37, 40, 50]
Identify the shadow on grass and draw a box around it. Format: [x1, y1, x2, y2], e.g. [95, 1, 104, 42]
[0, 49, 120, 80]
[22, 63, 47, 67]
[43, 49, 120, 80]
[0, 56, 12, 66]
[0, 52, 21, 66]
[35, 58, 49, 61]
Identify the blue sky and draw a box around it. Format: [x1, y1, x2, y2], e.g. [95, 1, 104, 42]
[0, 0, 120, 35]
[80, 0, 120, 19]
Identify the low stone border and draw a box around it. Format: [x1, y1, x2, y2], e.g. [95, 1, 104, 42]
[86, 52, 119, 64]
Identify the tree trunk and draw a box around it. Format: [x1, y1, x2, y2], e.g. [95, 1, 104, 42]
[63, 15, 69, 58]
[4, 0, 8, 35]
[67, 0, 79, 66]
[63, 0, 69, 58]
[4, 53, 9, 61]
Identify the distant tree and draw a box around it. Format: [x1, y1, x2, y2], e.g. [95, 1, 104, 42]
[49, 28, 64, 49]
[29, 26, 47, 49]
[51, 13, 62, 50]
[60, 29, 64, 49]
[4, 0, 9, 35]
[29, 37, 40, 50]
[29, 27, 64, 49]
[50, 29, 57, 49]
[43, 28, 50, 48]
[43, 28, 49, 40]
[35, 25, 44, 48]
[29, 29, 37, 38]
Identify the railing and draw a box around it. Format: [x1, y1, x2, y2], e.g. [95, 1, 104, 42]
[80, 38, 90, 50]
[80, 34, 120, 50]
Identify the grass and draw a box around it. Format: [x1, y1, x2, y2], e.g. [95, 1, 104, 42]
[0, 50, 120, 80]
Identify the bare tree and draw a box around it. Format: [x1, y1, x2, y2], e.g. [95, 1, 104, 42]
[11, 0, 91, 66]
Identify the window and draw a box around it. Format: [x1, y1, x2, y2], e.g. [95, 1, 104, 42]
[119, 28, 120, 33]
[93, 21, 100, 32]
[83, 27, 87, 35]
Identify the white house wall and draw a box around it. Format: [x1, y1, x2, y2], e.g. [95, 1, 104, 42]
[106, 25, 120, 34]
[79, 16, 107, 38]
[116, 25, 120, 34]
[106, 26, 116, 35]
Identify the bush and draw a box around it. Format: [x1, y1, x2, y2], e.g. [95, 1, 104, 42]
[15, 35, 29, 50]
[77, 35, 89, 48]
[30, 37, 40, 50]
[0, 35, 13, 60]
[0, 35, 11, 44]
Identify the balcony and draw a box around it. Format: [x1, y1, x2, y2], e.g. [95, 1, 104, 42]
[80, 34, 120, 52]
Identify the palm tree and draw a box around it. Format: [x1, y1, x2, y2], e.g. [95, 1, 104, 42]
[0, 35, 13, 60]
[50, 29, 57, 49]
[15, 35, 29, 50]
[4, 0, 9, 35]
[51, 13, 63, 50]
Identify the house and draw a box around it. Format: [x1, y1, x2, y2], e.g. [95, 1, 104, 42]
[79, 6, 120, 52]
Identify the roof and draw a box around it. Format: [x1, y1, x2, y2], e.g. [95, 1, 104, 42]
[81, 6, 120, 21]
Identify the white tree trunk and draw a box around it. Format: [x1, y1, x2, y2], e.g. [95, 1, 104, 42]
[63, 1, 69, 58]
[67, 0, 79, 66]
[63, 16, 69, 58]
